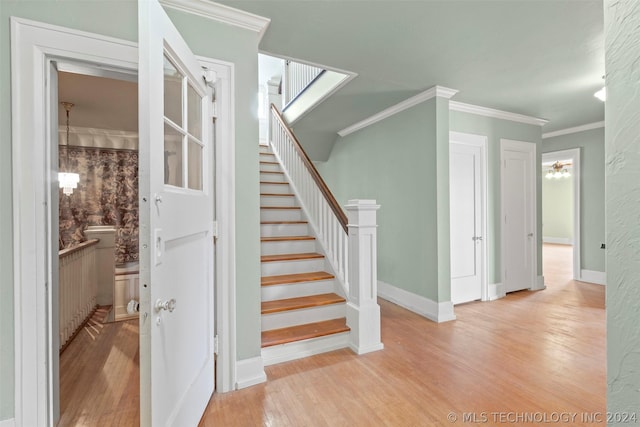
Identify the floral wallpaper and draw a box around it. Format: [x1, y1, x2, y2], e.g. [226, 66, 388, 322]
[59, 146, 138, 264]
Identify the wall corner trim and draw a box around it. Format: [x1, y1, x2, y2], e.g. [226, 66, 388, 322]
[377, 280, 456, 323]
[235, 356, 267, 390]
[541, 121, 605, 139]
[0, 418, 15, 427]
[337, 85, 458, 137]
[160, 0, 271, 41]
[449, 101, 548, 126]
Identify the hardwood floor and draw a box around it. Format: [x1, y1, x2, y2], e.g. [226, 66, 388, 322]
[59, 243, 604, 426]
[58, 319, 139, 426]
[200, 244, 605, 426]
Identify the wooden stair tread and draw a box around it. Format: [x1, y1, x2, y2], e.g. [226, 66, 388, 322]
[261, 221, 307, 225]
[261, 206, 300, 210]
[259, 161, 279, 165]
[261, 235, 315, 242]
[262, 293, 346, 314]
[260, 170, 284, 174]
[261, 271, 335, 286]
[262, 318, 350, 348]
[261, 252, 324, 262]
[260, 193, 295, 197]
[260, 181, 289, 185]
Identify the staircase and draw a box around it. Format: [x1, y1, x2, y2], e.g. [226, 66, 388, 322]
[259, 144, 351, 365]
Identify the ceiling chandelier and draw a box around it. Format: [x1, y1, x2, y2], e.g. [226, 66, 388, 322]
[545, 161, 571, 179]
[59, 101, 80, 195]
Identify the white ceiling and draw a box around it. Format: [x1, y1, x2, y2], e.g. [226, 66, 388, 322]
[220, 0, 605, 160]
[58, 71, 138, 132]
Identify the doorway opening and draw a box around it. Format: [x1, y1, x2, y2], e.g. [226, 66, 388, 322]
[541, 149, 580, 285]
[56, 68, 140, 426]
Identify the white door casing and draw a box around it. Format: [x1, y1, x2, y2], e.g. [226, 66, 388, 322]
[139, 1, 215, 425]
[449, 132, 488, 304]
[11, 17, 236, 426]
[501, 139, 537, 293]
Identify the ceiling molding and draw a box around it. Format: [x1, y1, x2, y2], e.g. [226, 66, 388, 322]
[337, 85, 458, 137]
[449, 101, 548, 127]
[160, 0, 271, 41]
[542, 121, 605, 139]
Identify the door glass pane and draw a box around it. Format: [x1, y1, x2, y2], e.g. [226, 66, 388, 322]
[187, 83, 202, 140]
[188, 138, 203, 190]
[164, 122, 183, 187]
[164, 55, 183, 127]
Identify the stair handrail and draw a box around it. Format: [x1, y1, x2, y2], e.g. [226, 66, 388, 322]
[270, 104, 348, 232]
[283, 60, 324, 107]
[270, 104, 349, 292]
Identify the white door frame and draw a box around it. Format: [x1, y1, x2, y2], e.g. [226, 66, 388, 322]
[10, 17, 237, 426]
[500, 139, 539, 293]
[542, 149, 581, 281]
[449, 131, 489, 301]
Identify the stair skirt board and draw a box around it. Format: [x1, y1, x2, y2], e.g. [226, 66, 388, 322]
[262, 331, 350, 366]
[261, 223, 309, 237]
[261, 303, 347, 331]
[261, 258, 326, 276]
[261, 279, 335, 301]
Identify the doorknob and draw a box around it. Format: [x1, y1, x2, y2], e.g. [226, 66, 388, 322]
[155, 298, 176, 313]
[472, 236, 483, 241]
[527, 233, 534, 237]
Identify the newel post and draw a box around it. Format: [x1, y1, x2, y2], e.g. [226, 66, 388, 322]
[345, 199, 383, 354]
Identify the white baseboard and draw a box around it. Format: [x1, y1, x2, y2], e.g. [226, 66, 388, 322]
[543, 236, 573, 245]
[580, 269, 606, 285]
[488, 282, 504, 301]
[0, 418, 15, 427]
[377, 280, 456, 323]
[262, 332, 350, 366]
[235, 356, 267, 390]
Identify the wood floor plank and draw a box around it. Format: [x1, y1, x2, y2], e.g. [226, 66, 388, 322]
[261, 271, 335, 286]
[261, 293, 345, 314]
[262, 318, 350, 347]
[200, 244, 605, 426]
[261, 252, 324, 262]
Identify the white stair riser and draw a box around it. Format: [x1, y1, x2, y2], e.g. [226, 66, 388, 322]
[260, 172, 286, 182]
[261, 279, 335, 302]
[260, 183, 290, 194]
[261, 258, 325, 276]
[262, 332, 349, 366]
[259, 145, 271, 153]
[260, 195, 296, 207]
[260, 208, 302, 222]
[261, 239, 316, 256]
[261, 223, 309, 237]
[259, 163, 281, 173]
[261, 303, 346, 331]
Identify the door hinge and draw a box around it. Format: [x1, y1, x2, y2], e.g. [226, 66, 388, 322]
[214, 335, 219, 355]
[212, 221, 219, 239]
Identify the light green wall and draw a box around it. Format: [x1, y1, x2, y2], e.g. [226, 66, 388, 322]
[0, 2, 261, 420]
[542, 175, 574, 241]
[317, 100, 442, 301]
[449, 111, 543, 283]
[604, 0, 640, 416]
[542, 127, 605, 271]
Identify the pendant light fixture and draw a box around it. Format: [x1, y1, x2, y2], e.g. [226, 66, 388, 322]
[545, 161, 571, 179]
[59, 101, 80, 195]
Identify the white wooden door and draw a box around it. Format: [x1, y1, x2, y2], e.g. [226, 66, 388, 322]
[139, 1, 215, 425]
[450, 141, 483, 304]
[502, 140, 536, 293]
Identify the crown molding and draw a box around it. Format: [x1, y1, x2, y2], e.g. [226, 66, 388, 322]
[449, 101, 548, 127]
[160, 0, 271, 41]
[337, 86, 458, 137]
[542, 121, 605, 139]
